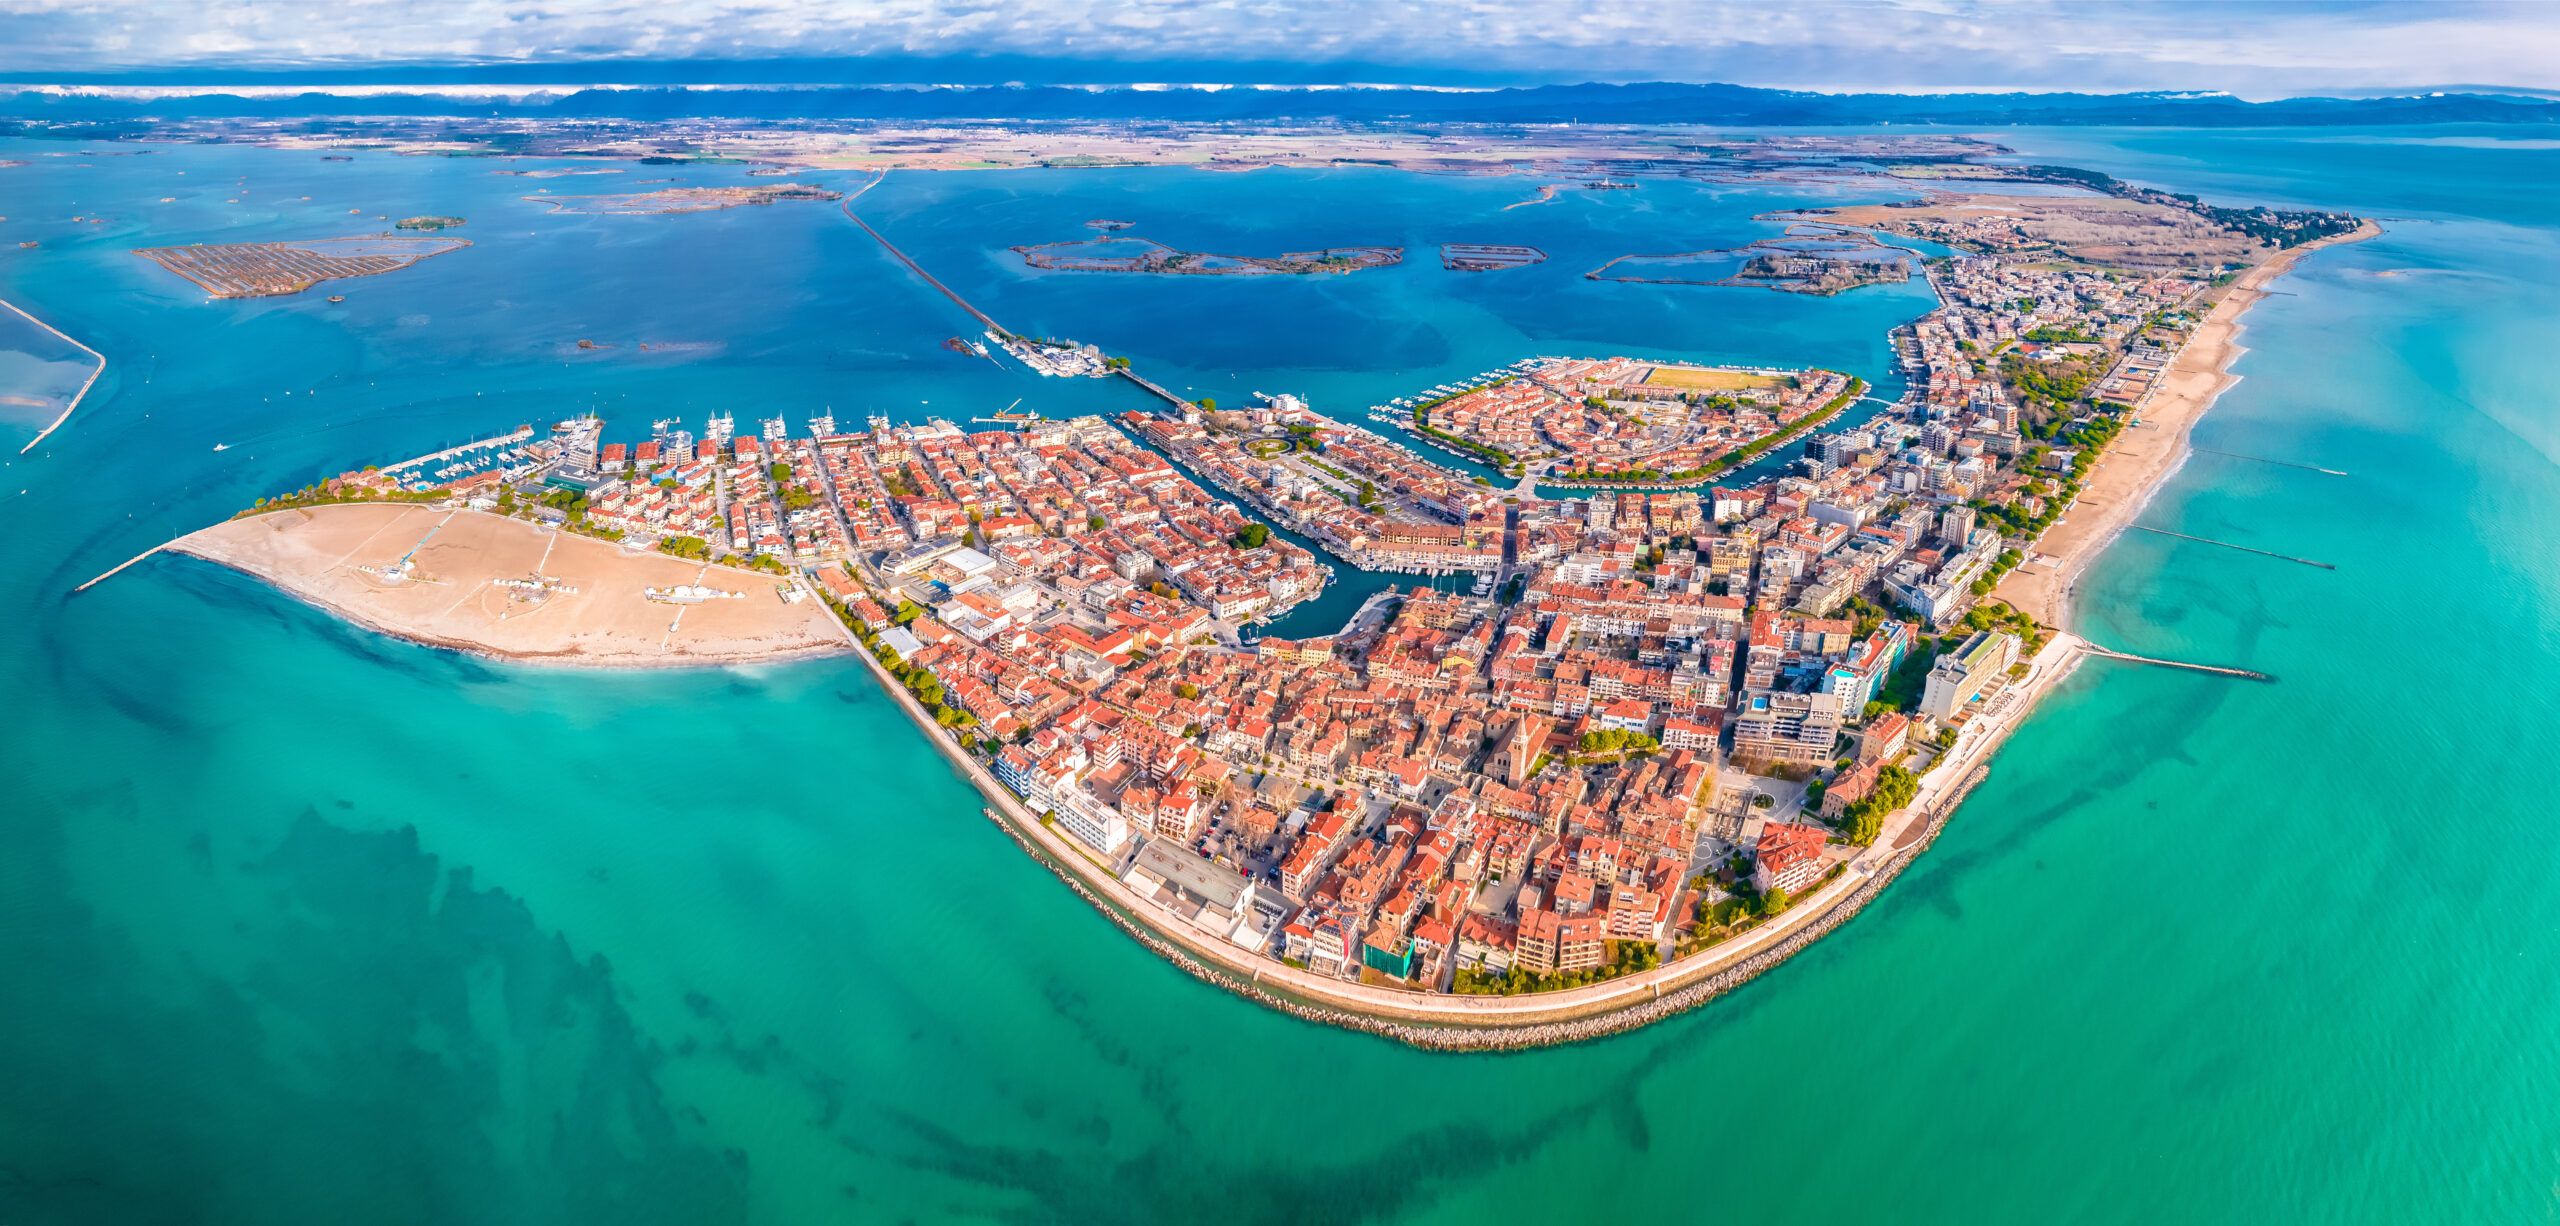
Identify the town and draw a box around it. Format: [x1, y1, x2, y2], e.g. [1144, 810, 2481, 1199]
[244, 214, 2266, 1002]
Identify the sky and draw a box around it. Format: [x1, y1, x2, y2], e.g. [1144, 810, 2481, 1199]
[3, 0, 2558, 98]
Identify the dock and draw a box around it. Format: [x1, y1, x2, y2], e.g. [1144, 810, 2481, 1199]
[2132, 525, 2335, 569]
[2082, 643, 2272, 682]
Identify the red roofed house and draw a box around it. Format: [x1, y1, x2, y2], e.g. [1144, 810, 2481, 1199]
[1753, 821, 1829, 897]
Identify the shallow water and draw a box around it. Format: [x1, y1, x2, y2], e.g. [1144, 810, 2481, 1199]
[2, 126, 2555, 1224]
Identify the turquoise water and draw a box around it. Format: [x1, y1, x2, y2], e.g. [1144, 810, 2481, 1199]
[2, 128, 2556, 1223]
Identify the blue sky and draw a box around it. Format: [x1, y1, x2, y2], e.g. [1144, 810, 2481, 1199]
[3, 0, 2557, 97]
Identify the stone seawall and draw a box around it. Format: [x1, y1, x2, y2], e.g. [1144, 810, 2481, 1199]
[979, 759, 1990, 1052]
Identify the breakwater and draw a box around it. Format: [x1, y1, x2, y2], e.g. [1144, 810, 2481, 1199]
[973, 759, 1986, 1052]
[2, 292, 106, 455]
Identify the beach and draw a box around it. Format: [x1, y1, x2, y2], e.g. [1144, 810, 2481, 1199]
[1994, 221, 2380, 626]
[169, 503, 848, 667]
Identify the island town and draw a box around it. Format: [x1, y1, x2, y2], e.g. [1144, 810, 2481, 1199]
[152, 162, 2367, 1045]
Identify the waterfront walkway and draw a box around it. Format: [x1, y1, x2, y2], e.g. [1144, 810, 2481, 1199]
[815, 570, 2064, 1044]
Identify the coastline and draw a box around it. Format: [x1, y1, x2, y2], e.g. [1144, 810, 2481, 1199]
[819, 228, 2376, 1048]
[97, 223, 2377, 1049]
[824, 546, 2094, 1048]
[1994, 221, 2380, 627]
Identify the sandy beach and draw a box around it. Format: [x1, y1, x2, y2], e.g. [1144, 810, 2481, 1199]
[1994, 221, 2380, 627]
[170, 503, 848, 667]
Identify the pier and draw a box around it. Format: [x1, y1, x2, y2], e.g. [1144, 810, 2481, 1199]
[2193, 447, 2348, 477]
[2082, 643, 2273, 682]
[381, 426, 535, 484]
[2132, 525, 2336, 569]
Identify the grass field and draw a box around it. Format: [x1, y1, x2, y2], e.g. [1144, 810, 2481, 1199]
[1642, 365, 1783, 391]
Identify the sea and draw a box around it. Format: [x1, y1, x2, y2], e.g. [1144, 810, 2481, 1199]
[1, 126, 2553, 1224]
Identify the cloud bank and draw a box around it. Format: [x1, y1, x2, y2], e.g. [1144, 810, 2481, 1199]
[4, 0, 2557, 97]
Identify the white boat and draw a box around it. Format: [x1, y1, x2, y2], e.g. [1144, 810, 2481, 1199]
[211, 442, 230, 452]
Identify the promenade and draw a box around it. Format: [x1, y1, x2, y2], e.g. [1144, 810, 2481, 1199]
[815, 563, 2097, 1048]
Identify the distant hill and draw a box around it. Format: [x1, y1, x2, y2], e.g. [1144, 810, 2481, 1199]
[3, 81, 2555, 127]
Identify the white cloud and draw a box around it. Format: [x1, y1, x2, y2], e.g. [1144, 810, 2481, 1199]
[0, 0, 2555, 94]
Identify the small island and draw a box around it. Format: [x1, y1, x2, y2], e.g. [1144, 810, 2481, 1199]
[1441, 243, 1549, 272]
[394, 215, 465, 231]
[1590, 225, 1914, 294]
[1014, 235, 1403, 275]
[521, 183, 843, 215]
[134, 234, 471, 298]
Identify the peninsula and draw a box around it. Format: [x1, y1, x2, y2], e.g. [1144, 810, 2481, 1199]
[136, 145, 2369, 1049]
[173, 503, 846, 666]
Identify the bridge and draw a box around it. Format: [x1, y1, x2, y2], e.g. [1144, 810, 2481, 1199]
[1116, 366, 1195, 411]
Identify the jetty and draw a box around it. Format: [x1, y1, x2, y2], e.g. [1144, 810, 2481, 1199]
[2082, 642, 2272, 682]
[3, 293, 106, 455]
[2132, 525, 2336, 569]
[2194, 447, 2348, 477]
[73, 544, 164, 593]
